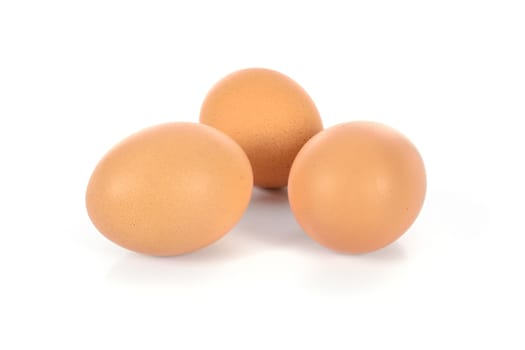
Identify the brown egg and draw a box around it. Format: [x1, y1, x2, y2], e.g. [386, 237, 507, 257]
[86, 122, 253, 256]
[200, 68, 323, 188]
[288, 121, 426, 253]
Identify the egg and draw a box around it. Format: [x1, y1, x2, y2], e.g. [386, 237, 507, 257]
[288, 121, 426, 253]
[86, 122, 253, 256]
[200, 68, 323, 188]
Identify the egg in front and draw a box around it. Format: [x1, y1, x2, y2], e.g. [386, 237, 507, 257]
[86, 122, 253, 256]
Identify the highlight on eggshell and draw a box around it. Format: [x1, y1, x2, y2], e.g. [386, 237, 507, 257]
[86, 122, 253, 256]
[288, 121, 426, 254]
[200, 67, 323, 189]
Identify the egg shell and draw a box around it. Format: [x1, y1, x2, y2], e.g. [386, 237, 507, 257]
[200, 68, 323, 188]
[86, 122, 253, 256]
[288, 121, 426, 254]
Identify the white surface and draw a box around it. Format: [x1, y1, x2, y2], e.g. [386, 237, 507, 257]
[1, 0, 524, 349]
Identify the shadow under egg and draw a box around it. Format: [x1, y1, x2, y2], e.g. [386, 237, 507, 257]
[233, 187, 314, 248]
[105, 235, 245, 287]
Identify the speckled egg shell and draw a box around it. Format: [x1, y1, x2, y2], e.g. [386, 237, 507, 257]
[86, 122, 253, 256]
[200, 68, 323, 188]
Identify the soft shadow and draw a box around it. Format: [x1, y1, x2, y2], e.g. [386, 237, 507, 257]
[354, 241, 407, 262]
[235, 187, 310, 247]
[300, 242, 410, 293]
[106, 236, 242, 286]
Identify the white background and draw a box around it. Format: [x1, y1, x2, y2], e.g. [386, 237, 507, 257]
[1, 0, 524, 349]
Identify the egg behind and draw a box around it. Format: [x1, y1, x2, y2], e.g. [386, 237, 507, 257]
[200, 68, 323, 188]
[86, 122, 253, 256]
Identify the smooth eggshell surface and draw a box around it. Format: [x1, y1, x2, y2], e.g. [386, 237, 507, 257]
[86, 122, 253, 256]
[288, 121, 426, 254]
[200, 68, 323, 188]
